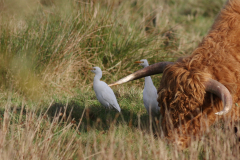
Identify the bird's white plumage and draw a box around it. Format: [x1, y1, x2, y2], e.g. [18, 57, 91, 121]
[137, 59, 160, 116]
[91, 67, 121, 112]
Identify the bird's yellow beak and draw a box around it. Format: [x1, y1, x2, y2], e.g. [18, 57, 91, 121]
[134, 61, 143, 64]
[88, 67, 95, 70]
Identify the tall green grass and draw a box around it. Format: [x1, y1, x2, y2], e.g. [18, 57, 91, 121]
[1, 0, 238, 159]
[0, 0, 215, 97]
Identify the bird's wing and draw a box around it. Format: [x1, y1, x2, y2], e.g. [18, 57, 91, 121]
[100, 82, 121, 112]
[143, 83, 159, 114]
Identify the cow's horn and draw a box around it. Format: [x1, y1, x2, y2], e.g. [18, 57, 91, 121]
[108, 62, 174, 87]
[204, 79, 233, 115]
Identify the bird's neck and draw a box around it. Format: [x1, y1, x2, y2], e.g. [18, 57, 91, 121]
[94, 73, 102, 82]
[144, 76, 154, 86]
[143, 65, 154, 86]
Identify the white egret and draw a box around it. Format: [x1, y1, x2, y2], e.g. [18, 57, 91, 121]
[89, 67, 121, 112]
[135, 59, 160, 117]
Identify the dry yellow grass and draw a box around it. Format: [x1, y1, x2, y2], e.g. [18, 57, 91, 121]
[0, 100, 240, 159]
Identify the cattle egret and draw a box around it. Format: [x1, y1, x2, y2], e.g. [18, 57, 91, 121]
[135, 59, 160, 117]
[89, 67, 121, 112]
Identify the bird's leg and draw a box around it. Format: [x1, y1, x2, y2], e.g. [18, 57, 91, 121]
[104, 107, 110, 116]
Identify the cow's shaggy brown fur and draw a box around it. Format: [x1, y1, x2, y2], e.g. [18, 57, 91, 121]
[158, 0, 240, 148]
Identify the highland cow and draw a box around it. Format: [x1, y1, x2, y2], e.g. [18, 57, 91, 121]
[109, 0, 240, 148]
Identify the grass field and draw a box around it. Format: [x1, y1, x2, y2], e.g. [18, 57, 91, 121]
[1, 0, 240, 159]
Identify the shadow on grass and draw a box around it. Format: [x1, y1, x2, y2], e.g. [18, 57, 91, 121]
[46, 100, 163, 136]
[0, 99, 163, 138]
